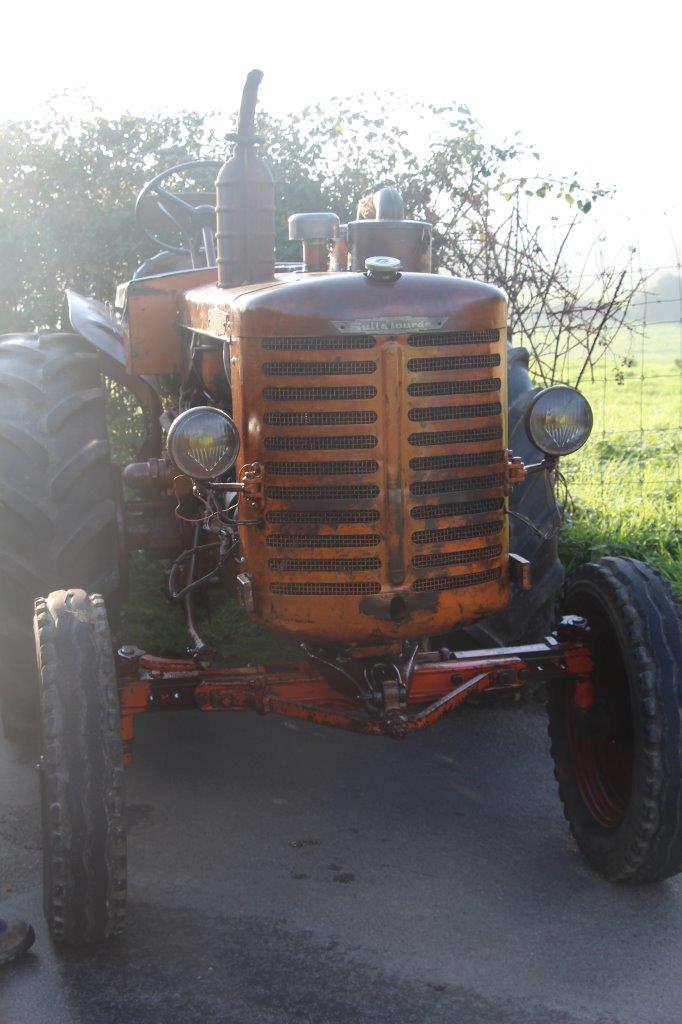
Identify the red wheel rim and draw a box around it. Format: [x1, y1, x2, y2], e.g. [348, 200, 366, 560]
[566, 623, 633, 829]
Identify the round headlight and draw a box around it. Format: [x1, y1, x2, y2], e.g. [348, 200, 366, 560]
[525, 386, 593, 457]
[166, 406, 240, 480]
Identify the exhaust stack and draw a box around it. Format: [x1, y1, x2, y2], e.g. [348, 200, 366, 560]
[216, 70, 275, 288]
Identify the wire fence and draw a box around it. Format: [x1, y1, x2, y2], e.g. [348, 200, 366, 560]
[536, 259, 682, 541]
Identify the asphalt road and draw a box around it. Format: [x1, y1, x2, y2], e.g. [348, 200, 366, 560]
[1, 702, 680, 1024]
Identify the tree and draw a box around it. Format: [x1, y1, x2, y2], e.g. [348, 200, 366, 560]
[0, 94, 640, 385]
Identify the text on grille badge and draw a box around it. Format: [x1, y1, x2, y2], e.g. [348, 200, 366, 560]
[331, 316, 448, 335]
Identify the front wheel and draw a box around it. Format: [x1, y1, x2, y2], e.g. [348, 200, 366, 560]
[35, 589, 126, 944]
[548, 557, 682, 883]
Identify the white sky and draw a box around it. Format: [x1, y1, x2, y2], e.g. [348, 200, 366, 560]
[2, 0, 680, 274]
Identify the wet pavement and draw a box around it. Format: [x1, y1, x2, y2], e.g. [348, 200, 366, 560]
[1, 703, 680, 1023]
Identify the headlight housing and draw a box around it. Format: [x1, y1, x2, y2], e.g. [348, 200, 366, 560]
[166, 406, 240, 480]
[525, 386, 593, 457]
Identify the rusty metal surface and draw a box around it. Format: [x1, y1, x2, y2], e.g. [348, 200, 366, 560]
[347, 220, 432, 273]
[181, 270, 506, 339]
[232, 273, 509, 644]
[117, 628, 593, 754]
[124, 267, 217, 374]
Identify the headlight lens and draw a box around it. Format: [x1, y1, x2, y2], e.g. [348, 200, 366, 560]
[525, 386, 593, 456]
[166, 406, 240, 480]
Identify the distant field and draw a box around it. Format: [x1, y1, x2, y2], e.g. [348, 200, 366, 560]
[556, 321, 681, 596]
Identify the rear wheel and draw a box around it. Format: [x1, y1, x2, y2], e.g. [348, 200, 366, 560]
[548, 557, 682, 882]
[35, 589, 126, 944]
[0, 332, 120, 741]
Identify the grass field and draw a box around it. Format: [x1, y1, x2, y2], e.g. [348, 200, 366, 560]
[119, 322, 681, 659]
[556, 322, 681, 596]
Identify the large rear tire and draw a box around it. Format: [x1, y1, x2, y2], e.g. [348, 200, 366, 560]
[548, 557, 682, 883]
[0, 332, 120, 741]
[35, 590, 126, 944]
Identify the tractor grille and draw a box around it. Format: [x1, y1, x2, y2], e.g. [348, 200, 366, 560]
[262, 336, 375, 351]
[271, 581, 381, 596]
[408, 401, 502, 422]
[412, 544, 502, 570]
[246, 327, 507, 610]
[265, 411, 378, 426]
[266, 509, 380, 525]
[263, 360, 376, 376]
[265, 459, 379, 476]
[264, 435, 378, 450]
[406, 354, 500, 373]
[263, 385, 377, 401]
[412, 567, 502, 593]
[410, 497, 503, 520]
[407, 378, 500, 397]
[408, 451, 503, 472]
[408, 426, 502, 446]
[407, 329, 500, 347]
[268, 557, 382, 573]
[412, 521, 503, 545]
[267, 533, 381, 548]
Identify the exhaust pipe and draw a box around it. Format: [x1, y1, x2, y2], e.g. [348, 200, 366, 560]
[216, 70, 275, 288]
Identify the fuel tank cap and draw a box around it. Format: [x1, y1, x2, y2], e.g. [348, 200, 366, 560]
[365, 256, 402, 281]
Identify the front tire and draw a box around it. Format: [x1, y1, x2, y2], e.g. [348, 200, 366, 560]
[35, 590, 126, 944]
[548, 557, 682, 883]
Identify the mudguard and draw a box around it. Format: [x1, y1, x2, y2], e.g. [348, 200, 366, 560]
[65, 290, 127, 366]
[66, 290, 163, 459]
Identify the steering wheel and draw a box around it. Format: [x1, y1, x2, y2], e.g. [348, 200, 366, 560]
[135, 160, 223, 263]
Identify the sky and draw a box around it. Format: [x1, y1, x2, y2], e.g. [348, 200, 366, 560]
[2, 0, 679, 277]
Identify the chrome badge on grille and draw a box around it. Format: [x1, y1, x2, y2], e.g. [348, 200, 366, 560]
[331, 316, 448, 335]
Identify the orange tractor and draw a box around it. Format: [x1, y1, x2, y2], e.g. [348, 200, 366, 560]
[1, 71, 680, 945]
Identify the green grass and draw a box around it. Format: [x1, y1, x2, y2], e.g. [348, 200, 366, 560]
[557, 322, 681, 597]
[121, 553, 303, 663]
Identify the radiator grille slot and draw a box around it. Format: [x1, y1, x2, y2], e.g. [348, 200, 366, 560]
[412, 520, 503, 545]
[262, 336, 375, 351]
[266, 459, 379, 477]
[265, 435, 378, 451]
[412, 567, 502, 593]
[271, 581, 381, 596]
[266, 484, 380, 501]
[263, 360, 376, 377]
[408, 329, 500, 347]
[408, 426, 503, 447]
[409, 451, 504, 473]
[267, 509, 380, 525]
[407, 354, 500, 373]
[410, 473, 505, 497]
[408, 402, 502, 423]
[410, 497, 504, 520]
[413, 544, 502, 570]
[269, 557, 381, 573]
[264, 410, 378, 426]
[264, 385, 377, 402]
[267, 533, 381, 549]
[408, 379, 501, 398]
